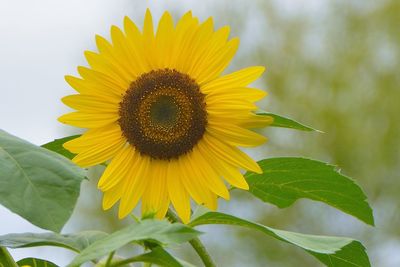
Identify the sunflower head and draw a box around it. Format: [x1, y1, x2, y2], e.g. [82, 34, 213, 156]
[59, 9, 272, 223]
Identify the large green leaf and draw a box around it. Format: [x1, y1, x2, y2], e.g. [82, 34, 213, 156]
[0, 231, 108, 253]
[0, 130, 86, 232]
[257, 111, 319, 132]
[189, 211, 371, 267]
[69, 219, 200, 267]
[17, 258, 58, 267]
[42, 135, 80, 160]
[245, 157, 374, 225]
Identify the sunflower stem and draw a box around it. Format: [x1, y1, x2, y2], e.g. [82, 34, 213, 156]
[166, 209, 217, 267]
[108, 258, 135, 267]
[0, 246, 18, 267]
[105, 250, 115, 267]
[188, 237, 217, 267]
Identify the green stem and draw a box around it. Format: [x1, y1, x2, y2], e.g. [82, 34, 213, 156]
[105, 251, 115, 267]
[109, 248, 151, 267]
[109, 257, 139, 267]
[188, 238, 216, 267]
[0, 246, 18, 267]
[166, 209, 216, 267]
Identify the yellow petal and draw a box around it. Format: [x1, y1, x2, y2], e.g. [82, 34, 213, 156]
[77, 66, 127, 94]
[142, 9, 155, 69]
[167, 159, 191, 223]
[207, 122, 267, 147]
[206, 87, 267, 103]
[83, 51, 131, 88]
[181, 17, 214, 74]
[189, 148, 230, 200]
[196, 37, 240, 85]
[71, 137, 125, 167]
[123, 17, 149, 74]
[61, 94, 119, 113]
[58, 111, 118, 129]
[203, 133, 262, 174]
[110, 25, 142, 78]
[188, 25, 230, 78]
[155, 11, 175, 68]
[220, 164, 249, 190]
[173, 16, 200, 72]
[63, 124, 125, 167]
[63, 123, 122, 153]
[207, 100, 257, 112]
[102, 178, 127, 210]
[178, 154, 218, 210]
[64, 75, 122, 101]
[143, 9, 154, 40]
[201, 66, 265, 93]
[210, 112, 273, 129]
[98, 146, 136, 191]
[118, 155, 151, 218]
[141, 160, 170, 219]
[197, 140, 249, 190]
[95, 34, 134, 82]
[206, 106, 257, 118]
[168, 11, 196, 69]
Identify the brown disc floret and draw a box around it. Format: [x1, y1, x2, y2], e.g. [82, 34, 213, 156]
[119, 69, 207, 160]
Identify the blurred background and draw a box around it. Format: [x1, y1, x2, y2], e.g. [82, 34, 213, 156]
[1, 0, 399, 266]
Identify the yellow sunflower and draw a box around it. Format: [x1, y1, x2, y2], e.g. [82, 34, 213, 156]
[59, 10, 272, 223]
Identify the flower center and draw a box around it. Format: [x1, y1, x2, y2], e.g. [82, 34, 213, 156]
[119, 69, 207, 160]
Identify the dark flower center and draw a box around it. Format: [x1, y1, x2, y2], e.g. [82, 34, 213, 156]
[118, 69, 207, 160]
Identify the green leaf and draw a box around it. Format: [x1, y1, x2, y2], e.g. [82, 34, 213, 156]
[42, 135, 80, 160]
[245, 157, 374, 225]
[189, 211, 371, 267]
[0, 246, 18, 267]
[110, 247, 185, 267]
[17, 258, 58, 267]
[69, 219, 200, 267]
[257, 111, 320, 132]
[0, 231, 108, 253]
[311, 241, 372, 267]
[0, 130, 86, 232]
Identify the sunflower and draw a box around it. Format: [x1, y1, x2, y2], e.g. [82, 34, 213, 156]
[59, 10, 272, 223]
